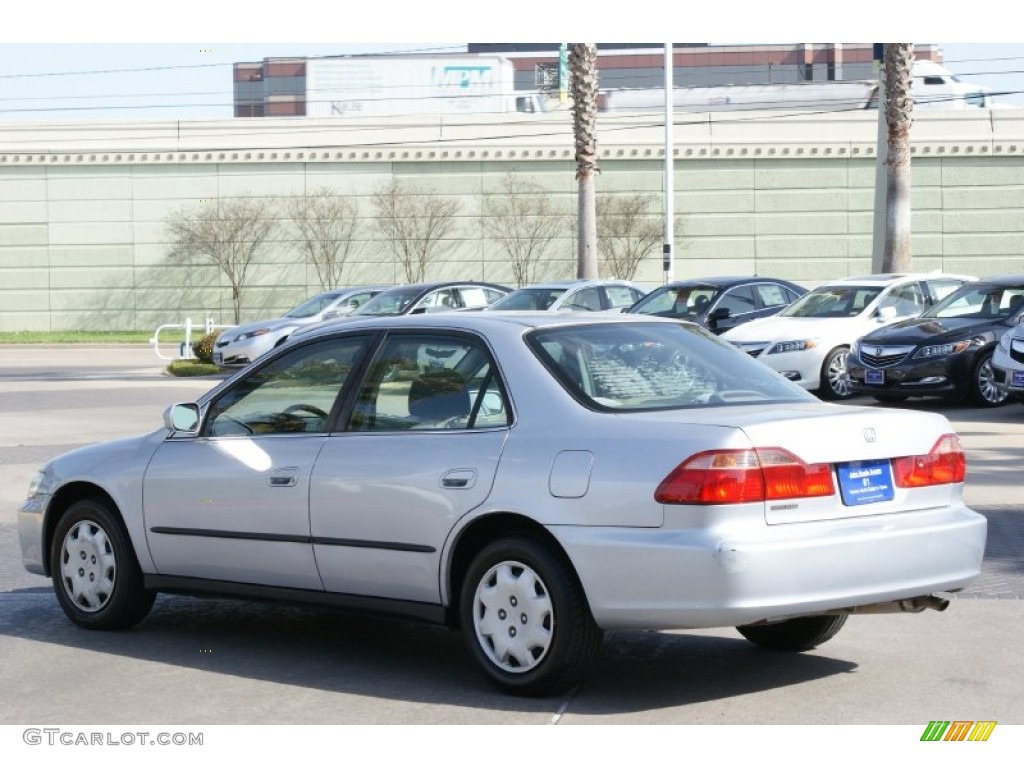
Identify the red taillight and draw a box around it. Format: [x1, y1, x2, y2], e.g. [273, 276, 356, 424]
[655, 448, 835, 505]
[892, 434, 966, 487]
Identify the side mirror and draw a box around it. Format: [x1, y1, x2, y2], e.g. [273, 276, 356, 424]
[164, 403, 200, 434]
[876, 306, 898, 322]
[321, 310, 341, 320]
[708, 307, 731, 321]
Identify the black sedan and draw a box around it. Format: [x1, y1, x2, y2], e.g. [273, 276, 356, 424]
[626, 276, 806, 334]
[848, 276, 1024, 407]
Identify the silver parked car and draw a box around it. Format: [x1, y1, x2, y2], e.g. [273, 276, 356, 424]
[484, 279, 646, 312]
[19, 313, 985, 696]
[213, 286, 389, 368]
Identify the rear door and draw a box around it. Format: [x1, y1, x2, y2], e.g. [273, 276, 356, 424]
[309, 331, 511, 603]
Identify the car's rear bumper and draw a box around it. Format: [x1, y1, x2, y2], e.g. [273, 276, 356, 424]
[552, 503, 986, 629]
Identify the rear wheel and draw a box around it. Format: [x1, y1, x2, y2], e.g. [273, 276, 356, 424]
[969, 352, 1009, 407]
[737, 614, 848, 651]
[51, 499, 155, 630]
[818, 347, 854, 400]
[460, 536, 602, 696]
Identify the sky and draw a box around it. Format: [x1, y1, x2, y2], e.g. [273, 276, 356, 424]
[1, 3, 1023, 120]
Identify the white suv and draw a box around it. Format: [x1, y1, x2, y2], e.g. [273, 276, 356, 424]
[722, 273, 975, 400]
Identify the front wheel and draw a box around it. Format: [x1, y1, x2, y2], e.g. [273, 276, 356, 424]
[51, 498, 155, 630]
[818, 347, 854, 400]
[460, 536, 602, 696]
[737, 614, 848, 651]
[969, 352, 1009, 407]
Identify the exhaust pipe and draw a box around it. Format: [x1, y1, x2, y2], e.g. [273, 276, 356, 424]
[840, 595, 950, 615]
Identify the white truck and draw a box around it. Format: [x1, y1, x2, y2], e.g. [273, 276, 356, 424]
[305, 55, 544, 118]
[599, 60, 993, 114]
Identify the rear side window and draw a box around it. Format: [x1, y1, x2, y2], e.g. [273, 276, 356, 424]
[756, 283, 792, 308]
[347, 334, 511, 431]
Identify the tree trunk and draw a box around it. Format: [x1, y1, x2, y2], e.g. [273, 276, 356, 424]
[569, 43, 600, 279]
[882, 43, 914, 273]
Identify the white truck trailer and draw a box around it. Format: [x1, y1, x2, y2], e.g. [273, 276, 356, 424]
[305, 56, 544, 117]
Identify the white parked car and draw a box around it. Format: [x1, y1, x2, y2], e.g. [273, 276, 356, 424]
[19, 313, 985, 696]
[992, 321, 1024, 402]
[213, 286, 388, 368]
[721, 273, 974, 400]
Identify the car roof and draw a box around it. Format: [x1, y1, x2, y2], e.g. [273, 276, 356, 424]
[815, 272, 976, 288]
[512, 279, 641, 290]
[659, 276, 801, 289]
[964, 273, 1024, 287]
[298, 308, 681, 342]
[374, 281, 510, 295]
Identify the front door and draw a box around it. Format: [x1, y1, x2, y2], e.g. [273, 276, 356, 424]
[143, 336, 372, 589]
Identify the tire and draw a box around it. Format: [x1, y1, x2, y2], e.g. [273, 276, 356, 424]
[50, 498, 155, 630]
[737, 614, 848, 651]
[872, 394, 908, 404]
[969, 352, 1009, 408]
[817, 347, 855, 400]
[459, 536, 602, 696]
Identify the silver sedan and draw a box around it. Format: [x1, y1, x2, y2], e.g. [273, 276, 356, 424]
[19, 313, 986, 696]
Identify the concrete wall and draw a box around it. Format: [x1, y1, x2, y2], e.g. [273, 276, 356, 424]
[1, 110, 1023, 331]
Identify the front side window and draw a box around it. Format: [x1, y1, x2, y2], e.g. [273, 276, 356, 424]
[528, 322, 812, 411]
[286, 292, 341, 318]
[562, 287, 603, 311]
[204, 337, 370, 436]
[630, 286, 718, 318]
[348, 334, 511, 431]
[878, 283, 926, 316]
[714, 286, 757, 316]
[490, 289, 564, 310]
[352, 288, 421, 317]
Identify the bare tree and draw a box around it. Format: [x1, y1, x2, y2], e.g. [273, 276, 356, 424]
[569, 43, 600, 279]
[372, 179, 461, 283]
[482, 173, 566, 286]
[165, 196, 278, 323]
[286, 187, 362, 290]
[596, 194, 667, 280]
[882, 43, 915, 272]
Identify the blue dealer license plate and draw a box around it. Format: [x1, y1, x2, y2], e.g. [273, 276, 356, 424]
[865, 369, 885, 385]
[1013, 371, 1024, 388]
[837, 459, 895, 506]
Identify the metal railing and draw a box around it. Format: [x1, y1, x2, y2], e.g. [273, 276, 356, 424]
[150, 317, 236, 362]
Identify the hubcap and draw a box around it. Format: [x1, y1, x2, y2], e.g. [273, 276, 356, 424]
[60, 520, 116, 613]
[472, 560, 553, 674]
[828, 351, 852, 397]
[978, 359, 1008, 404]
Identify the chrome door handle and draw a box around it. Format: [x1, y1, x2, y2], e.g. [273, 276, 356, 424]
[441, 469, 477, 489]
[269, 467, 299, 487]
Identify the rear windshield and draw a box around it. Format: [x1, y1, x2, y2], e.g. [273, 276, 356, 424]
[527, 321, 812, 410]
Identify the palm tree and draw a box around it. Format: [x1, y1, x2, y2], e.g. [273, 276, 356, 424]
[881, 43, 915, 272]
[569, 43, 600, 279]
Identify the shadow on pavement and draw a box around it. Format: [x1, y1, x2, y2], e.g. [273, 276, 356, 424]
[0, 590, 856, 715]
